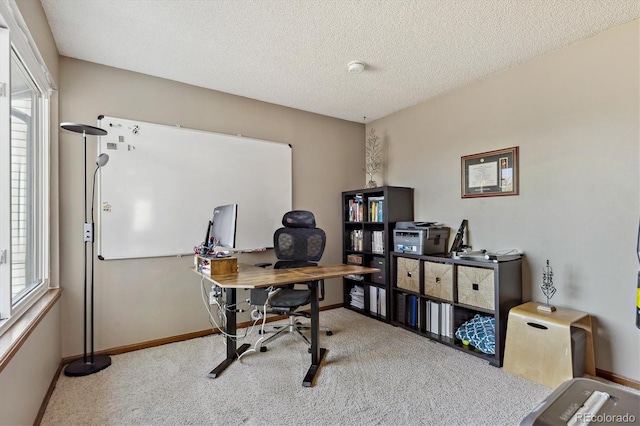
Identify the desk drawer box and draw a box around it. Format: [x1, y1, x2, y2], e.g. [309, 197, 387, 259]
[396, 257, 420, 293]
[457, 265, 494, 310]
[196, 255, 238, 276]
[371, 256, 386, 284]
[423, 261, 453, 302]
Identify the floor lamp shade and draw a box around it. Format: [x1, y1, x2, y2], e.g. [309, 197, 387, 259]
[60, 122, 112, 377]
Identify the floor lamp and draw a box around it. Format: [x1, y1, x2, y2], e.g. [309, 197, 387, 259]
[60, 122, 111, 377]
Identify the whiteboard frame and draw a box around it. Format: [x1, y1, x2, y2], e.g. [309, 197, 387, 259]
[96, 116, 292, 260]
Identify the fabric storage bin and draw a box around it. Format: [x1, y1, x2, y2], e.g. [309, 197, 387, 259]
[396, 257, 420, 293]
[423, 261, 453, 301]
[457, 265, 495, 310]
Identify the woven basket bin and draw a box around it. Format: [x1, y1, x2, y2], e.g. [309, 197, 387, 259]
[456, 265, 495, 310]
[423, 261, 453, 302]
[396, 257, 420, 293]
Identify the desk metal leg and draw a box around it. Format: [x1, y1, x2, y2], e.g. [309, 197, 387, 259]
[208, 287, 250, 378]
[303, 279, 327, 387]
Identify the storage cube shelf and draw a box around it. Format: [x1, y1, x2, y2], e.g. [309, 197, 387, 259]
[457, 265, 495, 311]
[391, 252, 523, 366]
[423, 261, 453, 302]
[342, 186, 414, 322]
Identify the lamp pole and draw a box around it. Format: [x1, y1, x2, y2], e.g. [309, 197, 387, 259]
[60, 122, 111, 376]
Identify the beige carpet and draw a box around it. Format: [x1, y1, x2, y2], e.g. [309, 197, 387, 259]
[42, 308, 553, 425]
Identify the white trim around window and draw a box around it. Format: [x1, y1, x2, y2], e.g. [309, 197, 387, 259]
[0, 0, 54, 335]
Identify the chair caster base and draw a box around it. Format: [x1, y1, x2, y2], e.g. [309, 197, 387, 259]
[260, 346, 268, 352]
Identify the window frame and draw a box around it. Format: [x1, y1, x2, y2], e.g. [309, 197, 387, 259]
[0, 0, 54, 334]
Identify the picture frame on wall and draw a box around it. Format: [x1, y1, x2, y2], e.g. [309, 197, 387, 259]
[461, 146, 519, 198]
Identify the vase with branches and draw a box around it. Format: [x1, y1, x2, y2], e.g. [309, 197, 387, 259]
[365, 128, 382, 188]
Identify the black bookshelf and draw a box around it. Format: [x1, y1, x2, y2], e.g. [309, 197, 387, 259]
[342, 186, 413, 322]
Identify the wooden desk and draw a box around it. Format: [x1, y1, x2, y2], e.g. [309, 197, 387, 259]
[196, 263, 378, 387]
[503, 302, 595, 388]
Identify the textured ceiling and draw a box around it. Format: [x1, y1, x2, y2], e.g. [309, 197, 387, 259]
[40, 0, 639, 123]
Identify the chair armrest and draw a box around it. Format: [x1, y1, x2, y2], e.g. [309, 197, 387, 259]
[255, 262, 273, 268]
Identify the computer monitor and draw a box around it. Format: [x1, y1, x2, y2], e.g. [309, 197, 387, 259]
[210, 204, 237, 248]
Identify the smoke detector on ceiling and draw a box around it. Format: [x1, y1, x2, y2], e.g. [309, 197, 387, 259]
[348, 61, 365, 73]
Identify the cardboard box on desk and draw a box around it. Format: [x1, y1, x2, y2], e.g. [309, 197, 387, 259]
[195, 255, 238, 276]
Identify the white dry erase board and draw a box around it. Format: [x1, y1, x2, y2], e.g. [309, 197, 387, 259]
[96, 116, 292, 260]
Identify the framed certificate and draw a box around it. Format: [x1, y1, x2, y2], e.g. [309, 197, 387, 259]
[461, 147, 519, 198]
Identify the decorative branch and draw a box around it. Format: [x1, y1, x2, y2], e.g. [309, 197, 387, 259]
[365, 128, 382, 187]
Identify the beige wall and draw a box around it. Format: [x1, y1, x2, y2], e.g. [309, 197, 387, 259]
[369, 20, 640, 381]
[58, 57, 365, 357]
[0, 304, 61, 425]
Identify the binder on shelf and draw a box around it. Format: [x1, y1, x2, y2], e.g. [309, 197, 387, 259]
[410, 295, 418, 327]
[395, 293, 407, 324]
[379, 288, 386, 318]
[368, 286, 387, 318]
[440, 303, 453, 338]
[430, 301, 440, 335]
[425, 300, 431, 332]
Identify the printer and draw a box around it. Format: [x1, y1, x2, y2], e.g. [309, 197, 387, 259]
[393, 222, 450, 256]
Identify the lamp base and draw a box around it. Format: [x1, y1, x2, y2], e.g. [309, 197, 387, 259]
[64, 354, 111, 377]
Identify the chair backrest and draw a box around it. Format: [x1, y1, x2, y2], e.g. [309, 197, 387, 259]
[273, 210, 326, 269]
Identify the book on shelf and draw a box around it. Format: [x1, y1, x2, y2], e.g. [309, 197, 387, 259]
[349, 230, 363, 251]
[347, 194, 364, 222]
[371, 230, 385, 254]
[368, 196, 384, 222]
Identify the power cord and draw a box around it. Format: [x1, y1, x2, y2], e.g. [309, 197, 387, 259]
[237, 287, 282, 361]
[200, 275, 256, 341]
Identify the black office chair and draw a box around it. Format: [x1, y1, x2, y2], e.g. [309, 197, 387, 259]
[250, 210, 332, 352]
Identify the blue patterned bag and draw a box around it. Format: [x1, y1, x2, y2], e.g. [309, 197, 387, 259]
[455, 314, 495, 355]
